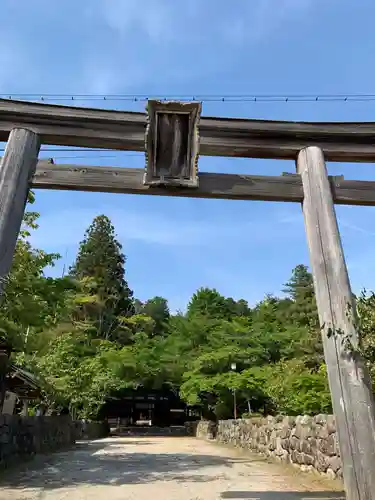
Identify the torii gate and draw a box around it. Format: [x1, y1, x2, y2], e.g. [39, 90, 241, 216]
[1, 98, 375, 499]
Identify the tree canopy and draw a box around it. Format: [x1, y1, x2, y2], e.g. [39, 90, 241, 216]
[4, 200, 375, 421]
[69, 215, 134, 341]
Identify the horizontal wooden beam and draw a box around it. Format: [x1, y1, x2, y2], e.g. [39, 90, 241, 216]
[32, 161, 375, 206]
[1, 99, 375, 161]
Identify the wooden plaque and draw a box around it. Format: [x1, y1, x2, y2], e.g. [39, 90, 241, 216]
[144, 100, 201, 187]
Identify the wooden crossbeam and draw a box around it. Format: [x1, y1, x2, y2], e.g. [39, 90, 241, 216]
[2, 99, 375, 161]
[32, 161, 375, 206]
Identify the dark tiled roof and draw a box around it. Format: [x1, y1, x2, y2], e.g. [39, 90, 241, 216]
[7, 363, 41, 398]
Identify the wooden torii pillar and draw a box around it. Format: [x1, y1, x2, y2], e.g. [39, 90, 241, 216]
[0, 128, 40, 415]
[0, 128, 40, 293]
[297, 146, 375, 500]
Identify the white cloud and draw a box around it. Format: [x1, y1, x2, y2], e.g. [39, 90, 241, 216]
[96, 0, 317, 45]
[81, 0, 323, 93]
[276, 210, 375, 238]
[0, 0, 328, 96]
[0, 30, 27, 90]
[339, 220, 375, 238]
[97, 0, 174, 43]
[275, 207, 375, 292]
[222, 0, 315, 44]
[31, 207, 222, 249]
[30, 203, 298, 253]
[82, 61, 147, 94]
[29, 198, 359, 260]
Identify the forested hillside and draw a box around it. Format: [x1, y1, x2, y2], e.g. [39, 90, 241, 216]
[2, 193, 375, 420]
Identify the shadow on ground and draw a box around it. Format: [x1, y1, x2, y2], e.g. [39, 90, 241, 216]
[221, 493, 345, 499]
[0, 438, 247, 488]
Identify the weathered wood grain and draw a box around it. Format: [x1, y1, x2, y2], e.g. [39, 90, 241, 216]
[297, 146, 375, 500]
[30, 161, 375, 206]
[2, 99, 375, 161]
[0, 128, 40, 294]
[144, 100, 201, 186]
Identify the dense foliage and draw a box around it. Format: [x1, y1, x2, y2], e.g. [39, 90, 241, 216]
[2, 197, 375, 420]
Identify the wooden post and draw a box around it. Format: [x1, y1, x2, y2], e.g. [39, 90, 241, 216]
[21, 399, 29, 417]
[0, 128, 40, 294]
[297, 146, 375, 500]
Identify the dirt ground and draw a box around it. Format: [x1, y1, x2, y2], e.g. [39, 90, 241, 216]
[0, 436, 345, 500]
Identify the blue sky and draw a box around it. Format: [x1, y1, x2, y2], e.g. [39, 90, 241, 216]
[2, 0, 375, 312]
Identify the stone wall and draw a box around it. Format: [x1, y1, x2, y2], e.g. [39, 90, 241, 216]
[185, 421, 198, 436]
[0, 415, 75, 469]
[193, 415, 342, 479]
[186, 420, 216, 439]
[74, 420, 110, 440]
[0, 415, 109, 469]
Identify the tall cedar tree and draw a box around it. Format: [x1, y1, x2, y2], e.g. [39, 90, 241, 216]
[69, 215, 134, 339]
[283, 264, 318, 328]
[283, 264, 323, 370]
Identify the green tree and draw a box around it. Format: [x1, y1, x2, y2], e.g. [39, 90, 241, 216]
[2, 195, 342, 420]
[141, 296, 170, 335]
[34, 332, 135, 418]
[355, 291, 375, 384]
[283, 264, 318, 328]
[179, 316, 269, 417]
[0, 194, 77, 412]
[187, 288, 244, 320]
[234, 299, 252, 317]
[134, 298, 144, 314]
[283, 265, 323, 370]
[262, 360, 332, 415]
[69, 215, 134, 340]
[0, 196, 75, 352]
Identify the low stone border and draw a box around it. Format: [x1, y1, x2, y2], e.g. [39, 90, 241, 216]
[189, 415, 342, 480]
[0, 415, 109, 469]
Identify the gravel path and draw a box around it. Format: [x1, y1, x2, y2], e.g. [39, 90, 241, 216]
[0, 436, 345, 500]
